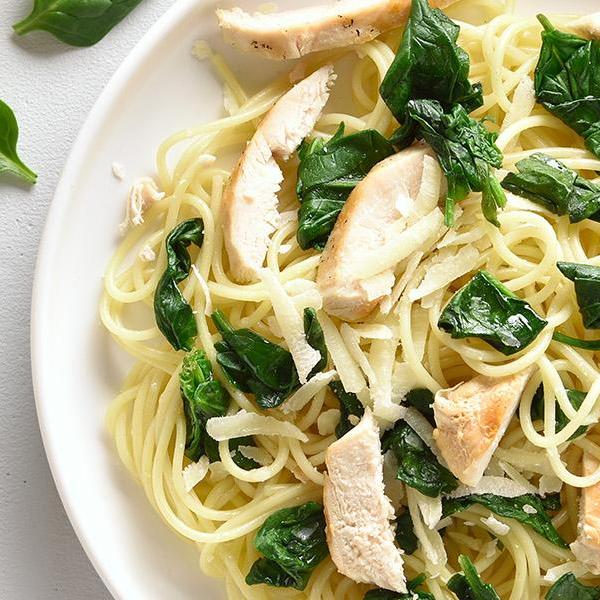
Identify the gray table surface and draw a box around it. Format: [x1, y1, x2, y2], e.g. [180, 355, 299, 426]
[0, 1, 173, 597]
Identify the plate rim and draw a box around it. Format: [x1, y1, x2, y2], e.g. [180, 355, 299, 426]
[29, 0, 200, 597]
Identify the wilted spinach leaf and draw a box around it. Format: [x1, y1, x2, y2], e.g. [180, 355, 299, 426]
[447, 555, 500, 600]
[0, 99, 36, 184]
[328, 380, 365, 438]
[154, 218, 203, 351]
[296, 123, 394, 249]
[246, 501, 328, 590]
[405, 388, 435, 426]
[501, 153, 600, 223]
[443, 493, 566, 547]
[364, 575, 434, 599]
[229, 436, 261, 470]
[557, 262, 600, 329]
[534, 15, 600, 158]
[13, 0, 145, 47]
[212, 311, 298, 409]
[303, 308, 328, 377]
[392, 100, 505, 227]
[382, 421, 458, 497]
[545, 573, 600, 600]
[552, 331, 600, 351]
[531, 384, 588, 440]
[380, 0, 482, 122]
[438, 270, 547, 355]
[395, 511, 418, 555]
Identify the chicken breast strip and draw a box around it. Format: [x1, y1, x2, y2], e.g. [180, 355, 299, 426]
[324, 409, 407, 593]
[222, 65, 335, 283]
[217, 0, 457, 60]
[433, 368, 533, 487]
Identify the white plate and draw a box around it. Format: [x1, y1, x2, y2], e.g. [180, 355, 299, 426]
[31, 0, 595, 598]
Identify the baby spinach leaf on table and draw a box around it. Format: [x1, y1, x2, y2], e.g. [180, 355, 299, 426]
[154, 218, 204, 351]
[328, 380, 365, 438]
[438, 270, 548, 355]
[212, 311, 298, 409]
[442, 493, 567, 547]
[382, 420, 458, 497]
[391, 100, 506, 227]
[380, 0, 482, 122]
[557, 262, 600, 329]
[447, 555, 500, 600]
[395, 511, 418, 555]
[303, 308, 328, 377]
[0, 99, 36, 184]
[246, 501, 328, 590]
[13, 0, 145, 47]
[531, 384, 588, 440]
[364, 575, 434, 599]
[545, 573, 600, 600]
[405, 388, 436, 426]
[501, 154, 600, 223]
[296, 123, 394, 250]
[534, 15, 600, 158]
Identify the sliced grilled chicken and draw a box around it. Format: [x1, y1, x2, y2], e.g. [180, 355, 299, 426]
[433, 368, 533, 487]
[324, 409, 407, 593]
[216, 0, 457, 60]
[222, 65, 335, 282]
[571, 453, 600, 574]
[316, 143, 436, 321]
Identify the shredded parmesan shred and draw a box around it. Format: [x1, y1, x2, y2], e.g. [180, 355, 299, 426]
[281, 370, 337, 413]
[182, 456, 210, 492]
[191, 264, 213, 315]
[206, 410, 308, 442]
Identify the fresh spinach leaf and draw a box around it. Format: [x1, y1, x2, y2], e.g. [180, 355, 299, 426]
[303, 308, 328, 377]
[395, 511, 418, 555]
[212, 311, 298, 409]
[382, 421, 458, 497]
[501, 153, 600, 223]
[438, 270, 547, 355]
[328, 380, 365, 438]
[0, 99, 36, 184]
[545, 573, 600, 600]
[534, 15, 600, 158]
[154, 218, 203, 351]
[246, 501, 328, 590]
[229, 436, 261, 470]
[296, 123, 394, 249]
[179, 349, 228, 462]
[392, 100, 505, 227]
[405, 388, 435, 426]
[447, 555, 500, 600]
[364, 575, 434, 599]
[552, 331, 600, 351]
[443, 493, 567, 547]
[557, 262, 600, 329]
[531, 384, 588, 440]
[380, 0, 482, 122]
[13, 0, 145, 47]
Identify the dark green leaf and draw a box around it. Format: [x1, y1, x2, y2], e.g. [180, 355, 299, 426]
[179, 349, 229, 462]
[0, 99, 36, 184]
[443, 493, 567, 547]
[328, 380, 365, 438]
[447, 555, 500, 600]
[552, 331, 600, 351]
[303, 308, 328, 377]
[364, 580, 434, 599]
[393, 100, 505, 227]
[438, 270, 547, 355]
[545, 573, 600, 600]
[405, 388, 435, 426]
[501, 154, 600, 223]
[296, 124, 394, 249]
[13, 0, 145, 47]
[395, 511, 418, 555]
[229, 436, 261, 470]
[531, 384, 588, 440]
[557, 262, 600, 329]
[154, 218, 204, 351]
[382, 421, 458, 497]
[246, 502, 328, 590]
[534, 15, 600, 158]
[212, 310, 298, 409]
[380, 0, 482, 121]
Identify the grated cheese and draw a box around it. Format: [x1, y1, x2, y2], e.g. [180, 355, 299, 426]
[383, 450, 404, 510]
[381, 251, 423, 315]
[191, 264, 213, 316]
[281, 370, 337, 413]
[500, 76, 536, 142]
[448, 476, 535, 499]
[416, 491, 442, 530]
[139, 245, 156, 262]
[402, 407, 447, 467]
[543, 561, 588, 584]
[539, 474, 563, 496]
[351, 324, 394, 340]
[522, 504, 537, 515]
[483, 539, 498, 558]
[572, 13, 600, 38]
[370, 337, 402, 423]
[206, 410, 308, 442]
[481, 515, 510, 536]
[361, 270, 395, 302]
[111, 162, 125, 180]
[236, 445, 270, 466]
[182, 456, 210, 491]
[317, 408, 341, 436]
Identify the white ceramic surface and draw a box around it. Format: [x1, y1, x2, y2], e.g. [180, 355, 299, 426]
[31, 0, 596, 599]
